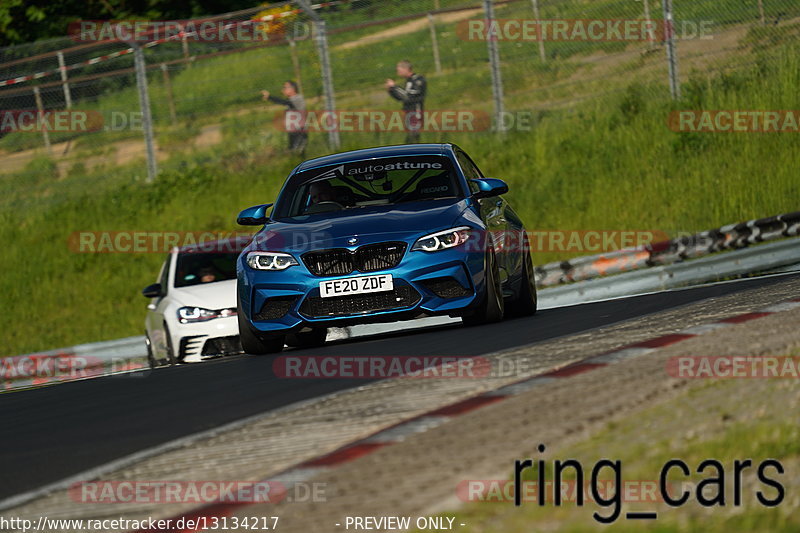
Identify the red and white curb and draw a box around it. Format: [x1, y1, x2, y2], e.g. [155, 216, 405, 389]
[137, 297, 800, 532]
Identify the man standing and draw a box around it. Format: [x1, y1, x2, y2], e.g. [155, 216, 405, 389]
[261, 80, 307, 155]
[385, 60, 426, 143]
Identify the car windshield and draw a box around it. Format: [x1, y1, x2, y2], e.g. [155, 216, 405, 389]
[174, 251, 239, 288]
[273, 155, 462, 219]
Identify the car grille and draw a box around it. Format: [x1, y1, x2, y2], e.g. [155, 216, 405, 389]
[254, 296, 297, 321]
[355, 242, 406, 272]
[179, 335, 206, 360]
[302, 242, 406, 276]
[299, 286, 421, 318]
[420, 277, 471, 299]
[201, 335, 243, 356]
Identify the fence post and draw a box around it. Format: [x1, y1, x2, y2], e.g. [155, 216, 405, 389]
[315, 20, 339, 150]
[33, 87, 52, 155]
[160, 63, 178, 126]
[662, 0, 680, 100]
[483, 0, 506, 132]
[180, 23, 192, 67]
[428, 13, 442, 74]
[56, 52, 72, 108]
[530, 0, 546, 63]
[757, 0, 766, 25]
[642, 0, 655, 49]
[133, 44, 158, 182]
[288, 38, 304, 94]
[296, 0, 340, 150]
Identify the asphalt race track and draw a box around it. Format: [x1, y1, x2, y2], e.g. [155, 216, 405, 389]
[1, 273, 797, 500]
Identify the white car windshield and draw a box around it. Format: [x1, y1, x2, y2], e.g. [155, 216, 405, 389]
[174, 251, 239, 288]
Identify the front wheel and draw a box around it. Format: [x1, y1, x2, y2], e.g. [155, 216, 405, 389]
[462, 249, 504, 326]
[237, 303, 285, 355]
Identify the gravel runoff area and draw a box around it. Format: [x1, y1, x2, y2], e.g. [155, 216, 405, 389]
[2, 275, 799, 532]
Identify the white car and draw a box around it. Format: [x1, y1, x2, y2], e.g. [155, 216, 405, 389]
[142, 239, 246, 366]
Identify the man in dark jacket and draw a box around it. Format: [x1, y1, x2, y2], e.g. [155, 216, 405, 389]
[261, 80, 307, 155]
[386, 60, 426, 143]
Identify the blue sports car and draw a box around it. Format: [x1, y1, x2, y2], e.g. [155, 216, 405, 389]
[236, 143, 537, 353]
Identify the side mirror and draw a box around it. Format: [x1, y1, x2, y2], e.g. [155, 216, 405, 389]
[237, 203, 273, 226]
[142, 283, 164, 298]
[471, 178, 509, 199]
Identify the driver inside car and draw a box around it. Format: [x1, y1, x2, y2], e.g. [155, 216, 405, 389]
[309, 180, 336, 205]
[305, 180, 359, 212]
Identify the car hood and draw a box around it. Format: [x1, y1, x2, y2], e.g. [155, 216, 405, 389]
[250, 199, 473, 252]
[170, 279, 237, 310]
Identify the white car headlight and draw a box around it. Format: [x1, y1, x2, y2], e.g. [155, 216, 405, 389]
[246, 251, 299, 270]
[412, 226, 472, 252]
[177, 307, 218, 323]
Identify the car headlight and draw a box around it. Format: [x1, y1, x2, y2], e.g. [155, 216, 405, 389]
[246, 251, 299, 270]
[177, 307, 218, 323]
[412, 226, 472, 252]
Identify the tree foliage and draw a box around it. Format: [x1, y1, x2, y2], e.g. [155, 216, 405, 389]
[0, 0, 260, 46]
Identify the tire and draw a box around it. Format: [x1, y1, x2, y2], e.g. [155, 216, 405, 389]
[462, 249, 504, 326]
[286, 328, 328, 349]
[162, 324, 177, 366]
[237, 301, 285, 355]
[145, 334, 157, 369]
[505, 239, 538, 318]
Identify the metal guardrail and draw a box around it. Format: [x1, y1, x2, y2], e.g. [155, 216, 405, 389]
[539, 237, 800, 309]
[1, 337, 149, 391]
[4, 213, 799, 392]
[534, 210, 800, 287]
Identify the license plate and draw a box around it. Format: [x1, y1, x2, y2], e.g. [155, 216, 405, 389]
[319, 274, 393, 298]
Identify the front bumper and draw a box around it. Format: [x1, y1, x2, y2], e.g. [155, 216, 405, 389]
[239, 246, 486, 334]
[172, 315, 242, 362]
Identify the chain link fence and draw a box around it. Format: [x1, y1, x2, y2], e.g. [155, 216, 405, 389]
[1, 0, 799, 185]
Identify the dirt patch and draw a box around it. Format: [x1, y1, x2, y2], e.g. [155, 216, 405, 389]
[337, 8, 482, 51]
[193, 124, 223, 149]
[512, 18, 770, 110]
[0, 126, 225, 176]
[553, 22, 752, 92]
